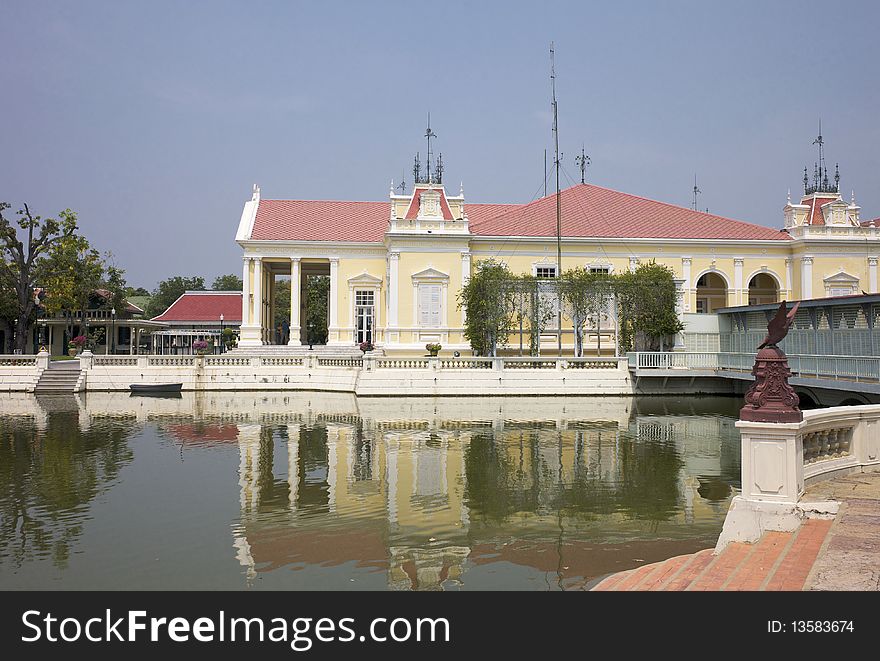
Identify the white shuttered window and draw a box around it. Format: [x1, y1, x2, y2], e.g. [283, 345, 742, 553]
[419, 284, 442, 327]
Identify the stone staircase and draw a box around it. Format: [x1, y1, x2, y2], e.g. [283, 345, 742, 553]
[590, 519, 833, 591]
[34, 360, 82, 393]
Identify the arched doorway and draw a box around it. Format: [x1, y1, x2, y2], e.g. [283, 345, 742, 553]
[695, 272, 728, 313]
[748, 273, 779, 306]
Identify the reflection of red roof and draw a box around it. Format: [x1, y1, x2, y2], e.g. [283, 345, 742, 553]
[470, 184, 790, 240]
[152, 291, 242, 322]
[166, 423, 239, 443]
[245, 524, 388, 572]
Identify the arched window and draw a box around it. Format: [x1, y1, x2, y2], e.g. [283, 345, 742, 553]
[695, 272, 728, 313]
[748, 273, 779, 305]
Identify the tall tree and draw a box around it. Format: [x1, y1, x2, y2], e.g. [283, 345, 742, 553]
[615, 261, 682, 352]
[40, 236, 104, 342]
[0, 202, 78, 352]
[145, 276, 205, 317]
[212, 274, 243, 291]
[561, 268, 613, 357]
[458, 259, 515, 357]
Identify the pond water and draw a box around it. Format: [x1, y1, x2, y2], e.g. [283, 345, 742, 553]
[0, 392, 741, 590]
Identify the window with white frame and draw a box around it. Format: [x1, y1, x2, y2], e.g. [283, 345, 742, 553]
[418, 283, 441, 327]
[536, 265, 557, 279]
[588, 265, 611, 274]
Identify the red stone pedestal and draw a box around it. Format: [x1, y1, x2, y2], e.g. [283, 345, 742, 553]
[739, 346, 803, 423]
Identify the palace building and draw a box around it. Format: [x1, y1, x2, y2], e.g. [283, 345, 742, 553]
[234, 141, 878, 355]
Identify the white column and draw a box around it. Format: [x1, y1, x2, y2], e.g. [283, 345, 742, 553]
[253, 257, 263, 332]
[629, 256, 638, 273]
[461, 251, 471, 326]
[672, 278, 686, 351]
[681, 257, 692, 312]
[327, 258, 341, 345]
[734, 257, 744, 306]
[869, 257, 878, 293]
[801, 256, 813, 299]
[288, 258, 301, 345]
[241, 257, 251, 325]
[785, 258, 793, 299]
[388, 252, 399, 331]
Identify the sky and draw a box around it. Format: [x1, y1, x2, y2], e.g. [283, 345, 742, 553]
[2, 1, 878, 289]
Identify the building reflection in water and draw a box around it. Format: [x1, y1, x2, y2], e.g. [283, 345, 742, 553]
[224, 394, 739, 590]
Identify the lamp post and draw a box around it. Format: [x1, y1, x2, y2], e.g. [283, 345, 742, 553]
[111, 307, 116, 355]
[219, 313, 225, 354]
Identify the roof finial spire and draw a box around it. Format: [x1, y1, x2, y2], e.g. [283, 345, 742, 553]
[787, 188, 791, 204]
[803, 167, 809, 194]
[413, 152, 421, 185]
[397, 173, 406, 194]
[425, 113, 437, 184]
[575, 145, 590, 184]
[834, 163, 840, 191]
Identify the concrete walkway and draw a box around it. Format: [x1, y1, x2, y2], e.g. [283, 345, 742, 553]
[591, 470, 880, 591]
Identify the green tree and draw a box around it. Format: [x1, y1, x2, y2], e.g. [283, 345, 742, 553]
[273, 279, 291, 331]
[457, 259, 515, 356]
[145, 276, 206, 317]
[561, 268, 613, 357]
[304, 275, 329, 345]
[125, 286, 150, 297]
[212, 274, 243, 291]
[615, 261, 682, 352]
[0, 202, 78, 352]
[40, 236, 104, 342]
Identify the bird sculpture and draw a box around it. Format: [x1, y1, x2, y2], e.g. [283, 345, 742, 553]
[757, 301, 800, 349]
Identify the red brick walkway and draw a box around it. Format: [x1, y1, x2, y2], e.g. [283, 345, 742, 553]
[591, 519, 833, 591]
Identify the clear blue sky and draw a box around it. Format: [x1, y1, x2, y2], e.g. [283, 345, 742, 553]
[2, 1, 878, 288]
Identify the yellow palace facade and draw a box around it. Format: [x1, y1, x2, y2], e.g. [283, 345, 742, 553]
[234, 163, 879, 354]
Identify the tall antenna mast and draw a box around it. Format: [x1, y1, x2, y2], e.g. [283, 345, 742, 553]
[575, 145, 590, 184]
[692, 174, 701, 211]
[425, 113, 437, 184]
[550, 41, 562, 357]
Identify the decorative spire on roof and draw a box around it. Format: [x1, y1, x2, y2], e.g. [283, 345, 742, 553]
[575, 145, 590, 184]
[804, 120, 839, 194]
[412, 115, 444, 185]
[692, 174, 701, 211]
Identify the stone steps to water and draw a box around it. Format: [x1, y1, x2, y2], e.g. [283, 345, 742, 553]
[34, 362, 82, 393]
[590, 519, 833, 591]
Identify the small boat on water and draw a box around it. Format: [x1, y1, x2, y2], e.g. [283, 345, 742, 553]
[129, 383, 183, 394]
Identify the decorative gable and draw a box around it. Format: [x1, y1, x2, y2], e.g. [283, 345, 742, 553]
[823, 270, 860, 296]
[411, 267, 449, 283]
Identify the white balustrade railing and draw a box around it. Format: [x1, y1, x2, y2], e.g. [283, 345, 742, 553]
[93, 355, 138, 366]
[628, 351, 880, 384]
[0, 354, 38, 367]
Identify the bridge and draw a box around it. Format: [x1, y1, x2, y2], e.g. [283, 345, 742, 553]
[628, 351, 880, 405]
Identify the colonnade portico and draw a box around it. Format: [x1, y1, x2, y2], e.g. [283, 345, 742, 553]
[239, 255, 336, 348]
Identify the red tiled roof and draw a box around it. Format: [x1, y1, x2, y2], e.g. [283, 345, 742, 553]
[860, 218, 880, 228]
[249, 198, 518, 242]
[404, 187, 455, 220]
[152, 291, 242, 322]
[469, 184, 790, 241]
[94, 289, 143, 314]
[805, 196, 838, 226]
[247, 183, 788, 242]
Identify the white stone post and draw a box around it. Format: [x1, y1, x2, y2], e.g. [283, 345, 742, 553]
[672, 278, 686, 351]
[327, 258, 341, 345]
[801, 256, 813, 299]
[869, 256, 878, 294]
[36, 350, 49, 370]
[715, 419, 804, 550]
[288, 258, 301, 345]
